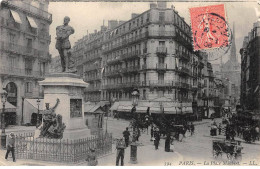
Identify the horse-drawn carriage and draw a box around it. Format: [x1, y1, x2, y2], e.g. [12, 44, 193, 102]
[212, 140, 243, 161]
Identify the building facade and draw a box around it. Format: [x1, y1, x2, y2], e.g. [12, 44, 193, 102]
[0, 0, 52, 125]
[72, 26, 107, 103]
[211, 24, 241, 110]
[240, 21, 260, 114]
[73, 2, 210, 119]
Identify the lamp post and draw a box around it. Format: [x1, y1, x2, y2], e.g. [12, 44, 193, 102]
[36, 98, 41, 128]
[130, 89, 139, 164]
[1, 89, 8, 149]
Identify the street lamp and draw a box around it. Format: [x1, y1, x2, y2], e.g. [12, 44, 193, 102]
[1, 89, 8, 149]
[36, 98, 41, 128]
[130, 89, 139, 164]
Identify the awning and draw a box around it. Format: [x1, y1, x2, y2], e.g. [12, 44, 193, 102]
[185, 107, 193, 114]
[10, 10, 22, 24]
[150, 107, 161, 114]
[164, 107, 177, 114]
[0, 101, 16, 112]
[117, 105, 132, 112]
[109, 102, 119, 111]
[26, 99, 44, 111]
[136, 106, 148, 113]
[88, 104, 102, 113]
[27, 16, 38, 28]
[84, 104, 95, 112]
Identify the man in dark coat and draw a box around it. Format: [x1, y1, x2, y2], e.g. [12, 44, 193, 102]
[116, 137, 126, 166]
[154, 128, 160, 150]
[123, 127, 130, 147]
[165, 133, 171, 152]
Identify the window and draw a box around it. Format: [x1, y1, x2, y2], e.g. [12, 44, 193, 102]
[9, 33, 15, 49]
[26, 38, 33, 53]
[40, 62, 46, 76]
[25, 59, 32, 75]
[9, 57, 16, 68]
[158, 73, 164, 82]
[147, 12, 150, 22]
[25, 82, 32, 93]
[159, 12, 165, 21]
[159, 41, 165, 46]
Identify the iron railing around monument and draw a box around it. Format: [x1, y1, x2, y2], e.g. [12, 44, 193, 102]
[14, 132, 113, 163]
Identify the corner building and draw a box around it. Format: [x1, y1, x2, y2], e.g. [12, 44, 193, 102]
[0, 0, 52, 125]
[101, 4, 204, 118]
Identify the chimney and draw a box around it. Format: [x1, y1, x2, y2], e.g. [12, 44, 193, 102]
[131, 13, 139, 19]
[157, 2, 167, 9]
[108, 20, 119, 30]
[150, 3, 157, 9]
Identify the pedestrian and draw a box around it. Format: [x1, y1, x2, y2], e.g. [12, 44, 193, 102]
[116, 137, 126, 166]
[255, 126, 259, 141]
[136, 128, 140, 141]
[123, 127, 130, 147]
[165, 133, 173, 152]
[190, 122, 195, 136]
[5, 132, 16, 162]
[218, 123, 222, 135]
[86, 148, 98, 166]
[150, 125, 154, 141]
[179, 127, 184, 142]
[154, 128, 160, 150]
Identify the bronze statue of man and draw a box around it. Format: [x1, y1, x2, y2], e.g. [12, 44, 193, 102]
[55, 16, 75, 72]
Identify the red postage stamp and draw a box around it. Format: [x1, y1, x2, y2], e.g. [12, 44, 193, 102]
[189, 4, 229, 51]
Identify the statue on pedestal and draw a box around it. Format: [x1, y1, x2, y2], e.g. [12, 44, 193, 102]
[38, 99, 66, 139]
[56, 16, 76, 73]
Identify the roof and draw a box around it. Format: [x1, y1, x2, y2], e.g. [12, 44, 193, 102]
[84, 102, 104, 113]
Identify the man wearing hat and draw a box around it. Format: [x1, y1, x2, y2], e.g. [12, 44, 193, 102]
[116, 137, 126, 166]
[5, 132, 16, 162]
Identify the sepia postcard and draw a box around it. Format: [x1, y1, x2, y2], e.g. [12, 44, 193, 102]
[0, 0, 259, 166]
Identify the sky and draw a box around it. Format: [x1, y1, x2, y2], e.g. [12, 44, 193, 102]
[48, 1, 258, 64]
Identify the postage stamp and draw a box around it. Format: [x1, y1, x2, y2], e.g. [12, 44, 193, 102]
[189, 4, 229, 51]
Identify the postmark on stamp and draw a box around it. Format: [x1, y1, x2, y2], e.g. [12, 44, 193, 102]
[189, 4, 230, 51]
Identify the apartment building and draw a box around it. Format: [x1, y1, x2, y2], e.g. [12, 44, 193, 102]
[240, 20, 260, 116]
[71, 2, 209, 119]
[73, 26, 107, 103]
[101, 3, 205, 117]
[0, 0, 52, 125]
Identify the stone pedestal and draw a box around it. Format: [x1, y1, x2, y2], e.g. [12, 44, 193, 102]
[39, 73, 90, 140]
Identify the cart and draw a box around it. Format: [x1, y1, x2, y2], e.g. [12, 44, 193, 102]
[212, 140, 243, 161]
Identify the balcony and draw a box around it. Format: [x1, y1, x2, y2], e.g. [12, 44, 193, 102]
[177, 66, 190, 76]
[0, 18, 20, 30]
[84, 75, 101, 82]
[176, 82, 191, 89]
[0, 66, 44, 79]
[1, 41, 39, 57]
[121, 50, 140, 60]
[144, 80, 176, 88]
[104, 69, 122, 77]
[4, 0, 52, 22]
[84, 64, 101, 72]
[106, 56, 122, 64]
[83, 54, 101, 63]
[156, 63, 167, 71]
[84, 86, 101, 92]
[156, 47, 167, 55]
[122, 65, 140, 73]
[175, 50, 190, 61]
